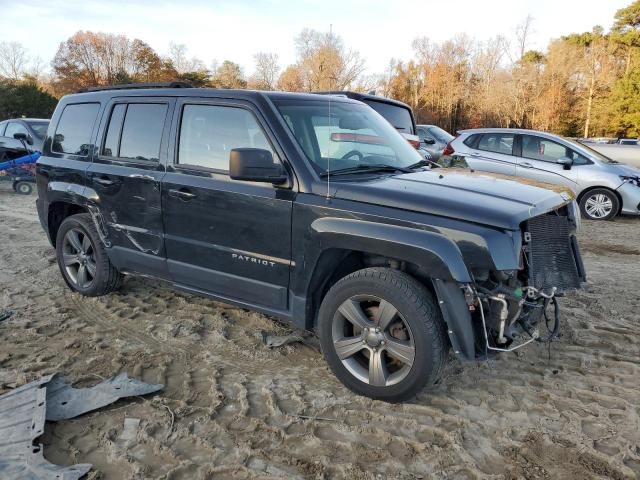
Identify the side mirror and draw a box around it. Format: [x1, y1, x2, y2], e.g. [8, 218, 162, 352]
[556, 156, 573, 170]
[423, 138, 436, 145]
[229, 148, 287, 184]
[13, 132, 33, 145]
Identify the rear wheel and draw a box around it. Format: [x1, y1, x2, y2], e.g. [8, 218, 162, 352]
[579, 188, 619, 220]
[14, 181, 32, 195]
[55, 213, 122, 296]
[318, 268, 448, 402]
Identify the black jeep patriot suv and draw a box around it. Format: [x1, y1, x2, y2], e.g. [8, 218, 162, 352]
[36, 83, 585, 401]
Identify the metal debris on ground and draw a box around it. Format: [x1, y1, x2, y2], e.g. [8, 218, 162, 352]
[46, 372, 163, 421]
[261, 330, 319, 349]
[0, 372, 163, 479]
[0, 309, 14, 322]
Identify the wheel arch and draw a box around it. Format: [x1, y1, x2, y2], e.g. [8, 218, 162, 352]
[577, 186, 623, 216]
[48, 201, 88, 247]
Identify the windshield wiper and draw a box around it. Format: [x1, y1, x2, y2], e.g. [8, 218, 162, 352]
[407, 159, 440, 169]
[320, 164, 412, 177]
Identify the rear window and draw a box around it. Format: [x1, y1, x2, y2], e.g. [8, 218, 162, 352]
[363, 100, 414, 134]
[477, 133, 514, 155]
[52, 103, 100, 156]
[102, 103, 167, 162]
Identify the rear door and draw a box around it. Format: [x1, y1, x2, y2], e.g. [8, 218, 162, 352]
[86, 97, 174, 278]
[516, 134, 579, 191]
[162, 98, 294, 311]
[464, 132, 516, 175]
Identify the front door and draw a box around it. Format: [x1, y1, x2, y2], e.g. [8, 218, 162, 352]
[516, 134, 579, 191]
[86, 97, 174, 278]
[162, 98, 294, 311]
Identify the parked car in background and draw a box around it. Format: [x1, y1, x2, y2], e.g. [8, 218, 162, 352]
[0, 118, 50, 151]
[448, 128, 640, 220]
[617, 138, 638, 145]
[315, 91, 425, 150]
[416, 124, 454, 162]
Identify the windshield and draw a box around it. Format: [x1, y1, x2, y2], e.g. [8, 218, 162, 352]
[26, 121, 49, 139]
[275, 100, 422, 175]
[426, 125, 454, 144]
[563, 137, 618, 164]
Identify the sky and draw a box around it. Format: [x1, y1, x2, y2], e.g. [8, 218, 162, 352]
[0, 0, 632, 75]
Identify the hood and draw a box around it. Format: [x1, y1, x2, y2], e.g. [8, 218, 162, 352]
[612, 162, 640, 178]
[332, 169, 572, 230]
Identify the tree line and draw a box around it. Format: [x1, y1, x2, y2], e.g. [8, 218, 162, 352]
[0, 0, 638, 138]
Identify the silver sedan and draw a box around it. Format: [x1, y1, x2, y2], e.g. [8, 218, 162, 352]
[447, 128, 640, 220]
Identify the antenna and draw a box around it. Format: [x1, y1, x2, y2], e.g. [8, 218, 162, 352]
[326, 89, 332, 202]
[326, 23, 334, 202]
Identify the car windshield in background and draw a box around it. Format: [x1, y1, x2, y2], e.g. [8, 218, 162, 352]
[427, 125, 454, 144]
[26, 121, 49, 139]
[564, 137, 619, 164]
[275, 100, 422, 175]
[363, 100, 414, 134]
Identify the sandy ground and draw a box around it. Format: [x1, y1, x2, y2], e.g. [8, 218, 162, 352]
[0, 185, 639, 480]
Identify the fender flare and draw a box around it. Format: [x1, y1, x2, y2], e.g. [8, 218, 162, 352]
[311, 217, 472, 283]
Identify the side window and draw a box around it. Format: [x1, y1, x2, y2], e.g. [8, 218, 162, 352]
[53, 103, 100, 155]
[119, 104, 167, 161]
[0, 122, 6, 136]
[463, 134, 478, 148]
[521, 135, 567, 163]
[568, 150, 592, 166]
[5, 122, 29, 138]
[178, 104, 276, 171]
[102, 104, 126, 157]
[477, 133, 514, 155]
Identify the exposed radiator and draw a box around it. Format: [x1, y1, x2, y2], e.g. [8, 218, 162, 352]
[525, 214, 581, 292]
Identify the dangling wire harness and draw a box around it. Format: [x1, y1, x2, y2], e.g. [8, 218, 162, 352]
[475, 285, 561, 354]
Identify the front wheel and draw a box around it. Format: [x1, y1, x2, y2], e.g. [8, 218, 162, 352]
[318, 268, 448, 402]
[579, 188, 619, 220]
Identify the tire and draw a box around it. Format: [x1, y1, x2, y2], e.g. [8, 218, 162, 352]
[55, 213, 123, 296]
[579, 188, 619, 220]
[14, 181, 33, 195]
[318, 267, 448, 402]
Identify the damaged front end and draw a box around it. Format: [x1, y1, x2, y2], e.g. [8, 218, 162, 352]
[459, 202, 586, 358]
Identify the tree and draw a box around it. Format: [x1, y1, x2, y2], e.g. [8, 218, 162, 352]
[277, 65, 304, 91]
[0, 42, 28, 80]
[612, 0, 640, 74]
[167, 43, 206, 74]
[52, 31, 179, 94]
[249, 52, 280, 90]
[609, 68, 640, 136]
[282, 28, 366, 91]
[0, 79, 58, 121]
[212, 61, 246, 89]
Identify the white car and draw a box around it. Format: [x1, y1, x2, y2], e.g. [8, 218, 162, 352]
[447, 128, 640, 220]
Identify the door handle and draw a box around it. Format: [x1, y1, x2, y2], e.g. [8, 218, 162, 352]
[520, 162, 533, 169]
[129, 173, 155, 181]
[94, 176, 115, 186]
[168, 188, 196, 200]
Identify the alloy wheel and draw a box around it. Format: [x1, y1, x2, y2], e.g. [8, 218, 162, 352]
[62, 228, 97, 289]
[584, 193, 613, 219]
[331, 295, 415, 387]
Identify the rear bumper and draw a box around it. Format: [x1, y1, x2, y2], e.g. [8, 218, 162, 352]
[617, 182, 640, 215]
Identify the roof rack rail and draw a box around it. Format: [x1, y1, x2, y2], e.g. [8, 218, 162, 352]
[77, 81, 193, 93]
